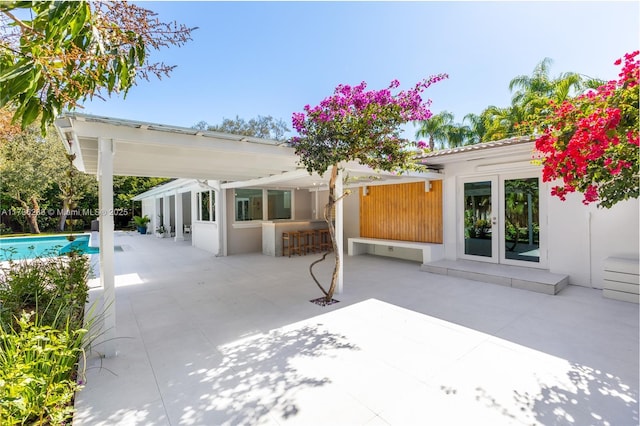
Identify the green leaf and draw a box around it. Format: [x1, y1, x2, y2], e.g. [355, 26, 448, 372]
[119, 57, 130, 88]
[68, 4, 88, 38]
[0, 62, 32, 83]
[21, 97, 42, 129]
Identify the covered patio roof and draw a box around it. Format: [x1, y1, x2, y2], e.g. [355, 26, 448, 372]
[54, 113, 300, 182]
[54, 112, 442, 188]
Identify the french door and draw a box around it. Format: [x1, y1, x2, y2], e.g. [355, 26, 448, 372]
[459, 173, 546, 268]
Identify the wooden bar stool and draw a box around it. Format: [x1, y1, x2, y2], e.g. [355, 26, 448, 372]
[300, 230, 315, 255]
[282, 231, 302, 257]
[314, 229, 322, 252]
[318, 229, 332, 252]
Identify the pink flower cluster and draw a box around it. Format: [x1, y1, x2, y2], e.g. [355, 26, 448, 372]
[291, 75, 447, 176]
[292, 75, 448, 135]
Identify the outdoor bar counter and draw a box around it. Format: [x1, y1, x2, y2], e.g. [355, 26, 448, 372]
[262, 219, 327, 256]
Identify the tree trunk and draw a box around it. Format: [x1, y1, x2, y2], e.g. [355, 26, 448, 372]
[59, 198, 70, 231]
[324, 165, 340, 302]
[23, 197, 40, 234]
[307, 164, 349, 303]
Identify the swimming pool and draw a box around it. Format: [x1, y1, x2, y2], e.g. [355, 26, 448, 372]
[0, 234, 99, 261]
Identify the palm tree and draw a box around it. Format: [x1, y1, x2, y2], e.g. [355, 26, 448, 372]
[445, 123, 471, 148]
[509, 58, 556, 105]
[480, 105, 525, 141]
[509, 58, 596, 134]
[463, 113, 486, 144]
[415, 111, 455, 150]
[479, 58, 604, 140]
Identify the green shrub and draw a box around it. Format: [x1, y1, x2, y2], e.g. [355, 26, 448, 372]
[0, 224, 13, 235]
[0, 311, 87, 425]
[0, 251, 90, 330]
[0, 251, 93, 424]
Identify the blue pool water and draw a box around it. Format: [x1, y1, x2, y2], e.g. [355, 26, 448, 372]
[0, 234, 99, 261]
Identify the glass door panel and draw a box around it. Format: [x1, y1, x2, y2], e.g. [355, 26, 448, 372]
[463, 181, 494, 258]
[503, 178, 540, 263]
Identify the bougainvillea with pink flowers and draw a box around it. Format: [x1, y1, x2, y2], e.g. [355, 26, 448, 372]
[291, 75, 447, 302]
[534, 51, 639, 208]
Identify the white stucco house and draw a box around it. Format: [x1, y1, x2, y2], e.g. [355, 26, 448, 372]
[131, 131, 639, 302]
[55, 113, 639, 353]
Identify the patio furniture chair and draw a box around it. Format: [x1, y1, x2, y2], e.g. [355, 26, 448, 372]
[282, 231, 302, 257]
[300, 229, 316, 255]
[318, 229, 332, 252]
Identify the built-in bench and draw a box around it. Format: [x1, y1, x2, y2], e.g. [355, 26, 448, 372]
[348, 237, 444, 264]
[602, 257, 639, 303]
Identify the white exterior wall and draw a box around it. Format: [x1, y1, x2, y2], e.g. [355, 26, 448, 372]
[589, 198, 639, 288]
[192, 222, 219, 254]
[343, 190, 360, 242]
[548, 193, 639, 288]
[546, 193, 590, 285]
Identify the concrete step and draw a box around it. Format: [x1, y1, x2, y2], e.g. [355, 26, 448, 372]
[421, 259, 569, 295]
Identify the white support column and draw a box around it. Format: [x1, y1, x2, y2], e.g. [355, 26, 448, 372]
[336, 169, 344, 294]
[315, 190, 320, 220]
[98, 137, 116, 357]
[191, 190, 197, 247]
[290, 190, 296, 220]
[214, 184, 223, 256]
[174, 190, 184, 241]
[163, 195, 170, 233]
[262, 189, 268, 220]
[220, 187, 227, 256]
[153, 197, 160, 233]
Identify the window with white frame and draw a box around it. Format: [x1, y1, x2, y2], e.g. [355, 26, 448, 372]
[235, 188, 262, 221]
[234, 189, 292, 221]
[197, 190, 215, 222]
[267, 189, 291, 220]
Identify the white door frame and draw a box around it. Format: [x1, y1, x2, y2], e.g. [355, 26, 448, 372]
[458, 175, 499, 264]
[457, 172, 547, 269]
[499, 172, 548, 269]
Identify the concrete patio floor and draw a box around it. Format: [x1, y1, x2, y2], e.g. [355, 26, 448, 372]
[76, 231, 639, 425]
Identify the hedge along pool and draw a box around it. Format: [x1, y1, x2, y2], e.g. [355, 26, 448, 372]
[0, 234, 99, 261]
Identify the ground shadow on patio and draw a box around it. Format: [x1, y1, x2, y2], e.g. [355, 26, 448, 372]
[165, 323, 360, 425]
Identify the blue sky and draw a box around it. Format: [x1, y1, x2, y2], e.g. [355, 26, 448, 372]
[81, 1, 639, 139]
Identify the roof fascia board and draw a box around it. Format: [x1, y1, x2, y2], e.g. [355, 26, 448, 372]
[68, 112, 284, 146]
[421, 142, 536, 166]
[132, 178, 202, 200]
[67, 120, 297, 158]
[117, 169, 280, 182]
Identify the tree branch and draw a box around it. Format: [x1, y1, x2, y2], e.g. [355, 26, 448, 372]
[1, 10, 37, 34]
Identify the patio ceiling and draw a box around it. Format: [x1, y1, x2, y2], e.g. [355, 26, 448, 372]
[54, 113, 443, 189]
